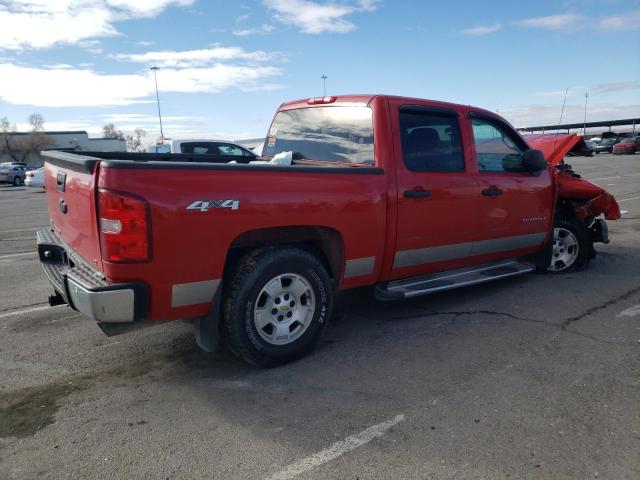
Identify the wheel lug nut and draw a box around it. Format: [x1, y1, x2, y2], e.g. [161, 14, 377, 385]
[290, 301, 295, 307]
[275, 298, 281, 304]
[271, 308, 278, 315]
[278, 315, 283, 321]
[284, 294, 290, 300]
[287, 312, 292, 318]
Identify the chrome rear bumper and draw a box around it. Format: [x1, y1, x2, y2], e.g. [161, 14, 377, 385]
[37, 229, 147, 323]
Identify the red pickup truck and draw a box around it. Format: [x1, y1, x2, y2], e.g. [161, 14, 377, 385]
[38, 95, 621, 366]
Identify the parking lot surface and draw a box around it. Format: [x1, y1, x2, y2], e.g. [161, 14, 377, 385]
[1, 153, 639, 479]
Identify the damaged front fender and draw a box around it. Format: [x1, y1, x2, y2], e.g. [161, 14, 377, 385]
[556, 171, 621, 220]
[524, 133, 621, 221]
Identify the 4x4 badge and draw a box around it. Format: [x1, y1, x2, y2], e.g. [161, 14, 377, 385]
[186, 200, 240, 212]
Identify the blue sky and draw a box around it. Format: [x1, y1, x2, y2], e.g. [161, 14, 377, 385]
[0, 0, 638, 143]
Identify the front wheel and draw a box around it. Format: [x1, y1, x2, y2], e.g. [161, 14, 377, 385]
[13, 176, 22, 186]
[223, 247, 333, 367]
[546, 217, 592, 273]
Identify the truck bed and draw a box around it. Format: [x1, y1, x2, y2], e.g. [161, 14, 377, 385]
[42, 149, 387, 323]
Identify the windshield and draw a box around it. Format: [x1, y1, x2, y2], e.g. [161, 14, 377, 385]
[620, 138, 635, 144]
[262, 106, 374, 165]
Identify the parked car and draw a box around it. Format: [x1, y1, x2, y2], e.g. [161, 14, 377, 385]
[37, 94, 620, 366]
[593, 137, 620, 154]
[567, 138, 594, 157]
[148, 139, 257, 159]
[0, 164, 27, 186]
[25, 167, 45, 187]
[612, 136, 640, 155]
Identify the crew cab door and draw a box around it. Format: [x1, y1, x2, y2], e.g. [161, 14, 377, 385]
[391, 105, 480, 280]
[469, 114, 553, 258]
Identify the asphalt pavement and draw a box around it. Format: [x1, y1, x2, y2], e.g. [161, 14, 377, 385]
[1, 153, 639, 479]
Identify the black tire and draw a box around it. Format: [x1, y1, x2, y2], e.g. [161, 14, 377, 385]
[222, 247, 333, 367]
[545, 216, 592, 273]
[13, 176, 21, 186]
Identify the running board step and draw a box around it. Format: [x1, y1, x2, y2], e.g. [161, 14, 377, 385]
[375, 260, 535, 301]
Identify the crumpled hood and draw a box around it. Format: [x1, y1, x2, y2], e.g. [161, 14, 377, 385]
[521, 134, 621, 220]
[522, 133, 582, 166]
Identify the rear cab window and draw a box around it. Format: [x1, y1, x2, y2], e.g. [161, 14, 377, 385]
[262, 106, 374, 165]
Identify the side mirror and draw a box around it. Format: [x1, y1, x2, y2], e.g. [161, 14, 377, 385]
[522, 149, 547, 172]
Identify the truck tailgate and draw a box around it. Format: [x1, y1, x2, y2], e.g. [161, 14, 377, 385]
[43, 153, 103, 273]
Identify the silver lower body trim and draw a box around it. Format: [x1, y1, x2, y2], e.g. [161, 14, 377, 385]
[344, 256, 375, 278]
[171, 279, 221, 308]
[394, 232, 547, 269]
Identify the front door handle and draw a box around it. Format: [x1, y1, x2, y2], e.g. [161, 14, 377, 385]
[481, 187, 503, 197]
[404, 189, 431, 198]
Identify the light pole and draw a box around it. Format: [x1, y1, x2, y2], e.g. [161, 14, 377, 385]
[583, 92, 589, 137]
[321, 75, 327, 97]
[150, 66, 165, 142]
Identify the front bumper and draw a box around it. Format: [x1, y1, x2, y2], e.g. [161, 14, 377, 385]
[37, 229, 147, 323]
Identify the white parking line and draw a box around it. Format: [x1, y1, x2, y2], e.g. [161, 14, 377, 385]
[267, 414, 406, 480]
[0, 227, 44, 234]
[0, 304, 56, 320]
[588, 173, 640, 182]
[589, 176, 620, 181]
[0, 251, 35, 259]
[618, 196, 640, 203]
[617, 305, 640, 318]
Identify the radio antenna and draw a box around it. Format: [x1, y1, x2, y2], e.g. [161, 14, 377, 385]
[553, 87, 569, 154]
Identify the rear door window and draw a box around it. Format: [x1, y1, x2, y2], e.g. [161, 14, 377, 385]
[262, 106, 374, 165]
[399, 109, 465, 172]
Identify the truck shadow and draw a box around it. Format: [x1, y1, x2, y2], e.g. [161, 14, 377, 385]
[3, 244, 638, 445]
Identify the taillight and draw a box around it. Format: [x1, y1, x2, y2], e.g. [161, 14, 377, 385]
[98, 189, 151, 263]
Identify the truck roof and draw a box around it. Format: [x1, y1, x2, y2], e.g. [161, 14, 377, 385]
[279, 94, 498, 118]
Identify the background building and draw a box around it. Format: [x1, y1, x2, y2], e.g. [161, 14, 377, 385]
[0, 130, 126, 167]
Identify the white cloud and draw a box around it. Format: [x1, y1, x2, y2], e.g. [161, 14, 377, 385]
[461, 23, 501, 35]
[104, 0, 193, 18]
[233, 24, 275, 36]
[499, 102, 640, 128]
[0, 0, 194, 50]
[533, 82, 640, 98]
[264, 0, 379, 34]
[533, 89, 577, 97]
[599, 10, 640, 30]
[100, 114, 207, 124]
[590, 82, 640, 95]
[515, 13, 585, 30]
[0, 62, 282, 107]
[114, 46, 278, 67]
[43, 63, 75, 70]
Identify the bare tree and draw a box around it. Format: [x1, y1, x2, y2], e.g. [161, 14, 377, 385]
[0, 114, 53, 163]
[102, 123, 125, 140]
[28, 113, 45, 132]
[0, 117, 17, 161]
[126, 128, 147, 152]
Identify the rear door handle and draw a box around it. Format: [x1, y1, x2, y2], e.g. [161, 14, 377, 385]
[404, 189, 431, 198]
[481, 187, 503, 197]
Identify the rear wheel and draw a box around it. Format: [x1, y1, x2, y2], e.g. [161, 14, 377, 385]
[546, 216, 591, 273]
[222, 247, 332, 367]
[13, 176, 21, 186]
